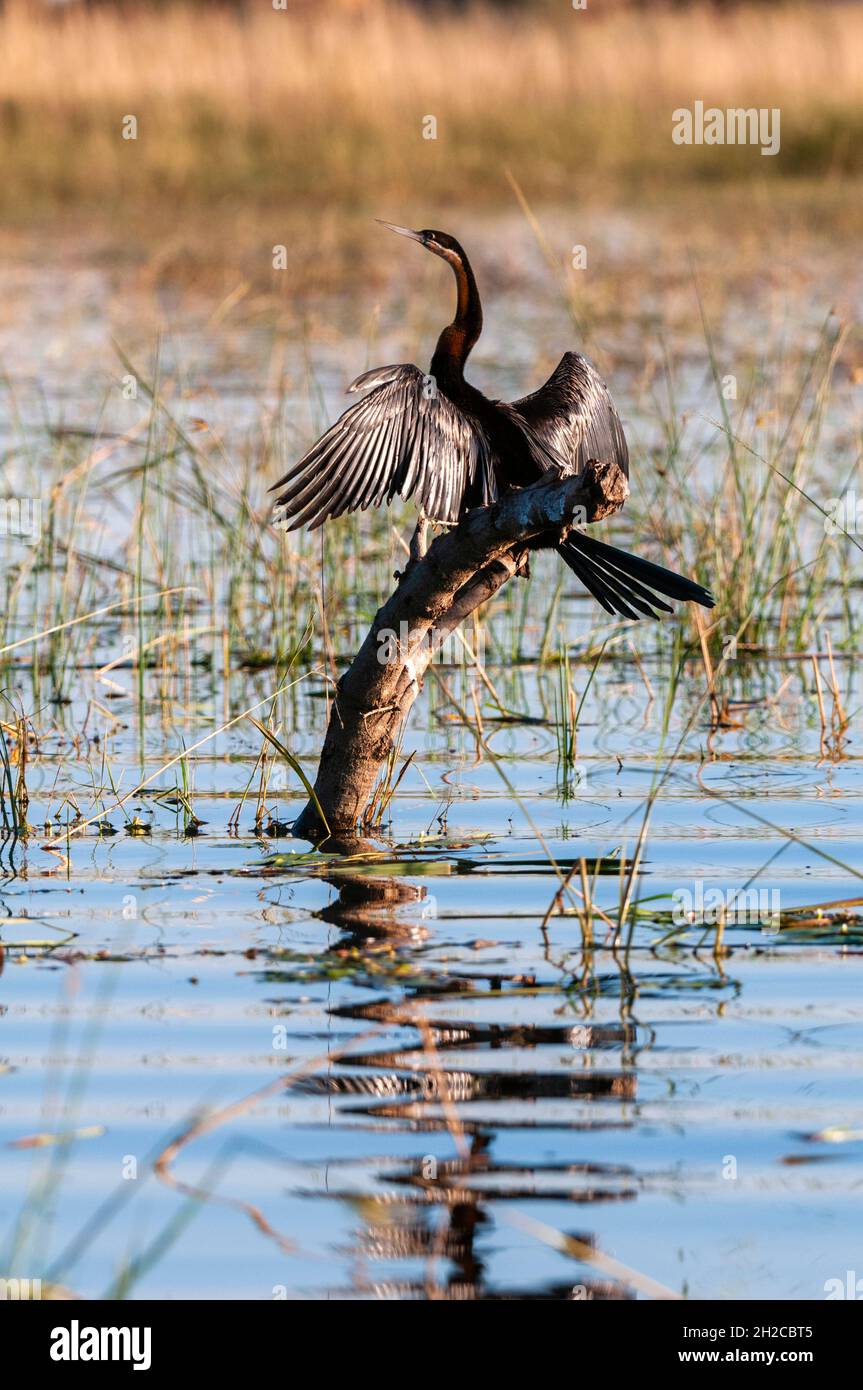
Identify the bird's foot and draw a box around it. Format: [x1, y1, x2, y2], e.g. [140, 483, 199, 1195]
[409, 513, 430, 564]
[398, 514, 430, 582]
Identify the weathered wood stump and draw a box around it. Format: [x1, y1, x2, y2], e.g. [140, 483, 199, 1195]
[293, 460, 629, 840]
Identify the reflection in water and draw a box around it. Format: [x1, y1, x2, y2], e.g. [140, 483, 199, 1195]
[334, 1133, 636, 1301]
[319, 871, 431, 943]
[297, 868, 642, 1298]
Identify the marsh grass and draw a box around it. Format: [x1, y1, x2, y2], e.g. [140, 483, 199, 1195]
[0, 1, 862, 212]
[0, 281, 858, 842]
[0, 181, 857, 893]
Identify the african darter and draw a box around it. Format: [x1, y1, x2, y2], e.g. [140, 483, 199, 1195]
[270, 223, 715, 620]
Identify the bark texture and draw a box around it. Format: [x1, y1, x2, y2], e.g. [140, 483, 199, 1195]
[293, 460, 628, 840]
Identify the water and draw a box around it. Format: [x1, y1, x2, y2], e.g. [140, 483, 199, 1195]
[1, 202, 862, 1300]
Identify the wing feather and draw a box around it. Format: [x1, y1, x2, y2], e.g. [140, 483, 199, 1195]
[517, 356, 715, 618]
[271, 364, 493, 530]
[511, 351, 629, 479]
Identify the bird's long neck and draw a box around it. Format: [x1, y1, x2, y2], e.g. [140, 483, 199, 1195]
[430, 251, 482, 388]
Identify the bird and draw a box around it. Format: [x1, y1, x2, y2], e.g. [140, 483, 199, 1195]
[270, 222, 715, 620]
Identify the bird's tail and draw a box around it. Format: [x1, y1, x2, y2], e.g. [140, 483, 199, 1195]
[557, 530, 715, 621]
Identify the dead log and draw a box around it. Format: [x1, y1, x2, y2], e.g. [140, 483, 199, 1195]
[292, 459, 629, 840]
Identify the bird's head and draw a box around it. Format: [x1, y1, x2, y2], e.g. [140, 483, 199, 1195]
[376, 221, 467, 271]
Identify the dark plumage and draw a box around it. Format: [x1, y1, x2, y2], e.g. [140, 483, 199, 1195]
[270, 223, 715, 620]
[271, 363, 497, 530]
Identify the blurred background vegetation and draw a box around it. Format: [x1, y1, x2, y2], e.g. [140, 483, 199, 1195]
[0, 0, 860, 224]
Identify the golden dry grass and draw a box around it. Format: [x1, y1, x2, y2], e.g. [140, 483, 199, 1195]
[0, 0, 861, 210]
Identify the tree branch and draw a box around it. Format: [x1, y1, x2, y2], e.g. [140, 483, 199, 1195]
[292, 460, 628, 841]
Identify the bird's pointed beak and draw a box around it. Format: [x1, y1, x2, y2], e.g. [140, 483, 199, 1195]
[375, 220, 425, 245]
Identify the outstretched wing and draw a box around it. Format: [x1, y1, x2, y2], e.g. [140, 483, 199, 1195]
[510, 351, 629, 480]
[270, 363, 495, 531]
[512, 352, 713, 621]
